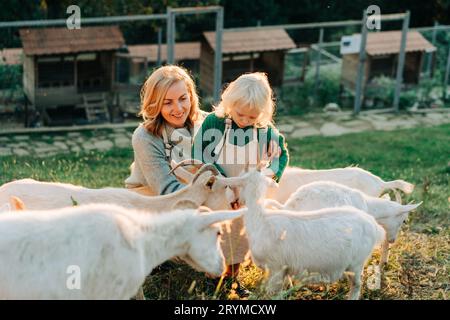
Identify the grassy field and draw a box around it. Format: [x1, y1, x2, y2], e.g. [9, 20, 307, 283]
[1, 124, 449, 300]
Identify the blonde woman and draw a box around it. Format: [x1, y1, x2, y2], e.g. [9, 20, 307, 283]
[192, 72, 289, 293]
[125, 65, 205, 195]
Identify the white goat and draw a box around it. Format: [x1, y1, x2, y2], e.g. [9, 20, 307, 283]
[266, 166, 415, 204]
[0, 203, 241, 299]
[0, 196, 25, 213]
[0, 165, 237, 212]
[266, 181, 421, 265]
[0, 203, 10, 213]
[222, 168, 385, 299]
[170, 161, 415, 204]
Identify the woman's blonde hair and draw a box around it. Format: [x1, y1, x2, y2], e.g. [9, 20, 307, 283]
[139, 65, 200, 137]
[214, 72, 275, 127]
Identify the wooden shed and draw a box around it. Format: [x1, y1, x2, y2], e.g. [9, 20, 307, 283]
[0, 48, 22, 65]
[199, 29, 296, 97]
[341, 31, 436, 91]
[126, 42, 200, 75]
[19, 26, 125, 124]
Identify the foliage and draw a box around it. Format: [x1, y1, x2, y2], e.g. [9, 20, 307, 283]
[1, 0, 450, 47]
[0, 65, 22, 90]
[278, 63, 341, 114]
[365, 74, 446, 110]
[305, 63, 341, 107]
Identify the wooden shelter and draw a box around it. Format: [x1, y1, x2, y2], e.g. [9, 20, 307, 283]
[0, 48, 22, 65]
[19, 26, 125, 124]
[126, 42, 200, 75]
[341, 31, 436, 91]
[199, 29, 296, 96]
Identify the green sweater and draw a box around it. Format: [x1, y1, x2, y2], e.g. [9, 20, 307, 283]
[192, 113, 289, 182]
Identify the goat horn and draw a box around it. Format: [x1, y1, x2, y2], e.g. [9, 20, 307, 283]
[169, 159, 205, 176]
[192, 164, 220, 183]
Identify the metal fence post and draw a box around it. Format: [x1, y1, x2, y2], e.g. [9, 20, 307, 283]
[444, 46, 450, 100]
[354, 10, 368, 114]
[171, 12, 176, 63]
[157, 27, 162, 66]
[166, 7, 175, 64]
[314, 28, 324, 100]
[426, 21, 438, 78]
[393, 11, 410, 112]
[213, 7, 224, 103]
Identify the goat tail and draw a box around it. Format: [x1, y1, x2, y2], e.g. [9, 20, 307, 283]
[383, 180, 415, 203]
[384, 180, 415, 194]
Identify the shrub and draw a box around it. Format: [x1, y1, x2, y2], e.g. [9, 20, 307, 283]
[0, 65, 22, 90]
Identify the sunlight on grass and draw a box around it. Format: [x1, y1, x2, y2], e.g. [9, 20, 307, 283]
[1, 124, 448, 300]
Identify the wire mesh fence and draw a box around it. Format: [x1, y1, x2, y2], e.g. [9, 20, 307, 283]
[277, 23, 450, 116]
[0, 7, 449, 129]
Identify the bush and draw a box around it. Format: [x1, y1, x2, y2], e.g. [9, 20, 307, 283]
[365, 76, 419, 110]
[0, 64, 22, 90]
[277, 63, 342, 115]
[304, 63, 341, 107]
[365, 74, 446, 110]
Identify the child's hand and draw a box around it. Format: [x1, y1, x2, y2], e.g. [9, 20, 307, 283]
[266, 140, 281, 162]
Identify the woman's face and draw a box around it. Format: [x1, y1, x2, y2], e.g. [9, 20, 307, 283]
[161, 80, 191, 128]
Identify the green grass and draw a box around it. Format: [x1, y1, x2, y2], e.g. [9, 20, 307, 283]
[1, 124, 449, 300]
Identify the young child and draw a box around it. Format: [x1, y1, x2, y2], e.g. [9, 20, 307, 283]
[192, 72, 289, 289]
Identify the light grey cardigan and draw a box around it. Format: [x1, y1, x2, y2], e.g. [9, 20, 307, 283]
[125, 124, 185, 195]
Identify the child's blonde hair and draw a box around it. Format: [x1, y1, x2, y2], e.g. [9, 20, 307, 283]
[215, 72, 275, 127]
[139, 65, 200, 137]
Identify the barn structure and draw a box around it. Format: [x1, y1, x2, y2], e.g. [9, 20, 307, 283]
[341, 30, 436, 91]
[199, 29, 296, 97]
[19, 26, 125, 125]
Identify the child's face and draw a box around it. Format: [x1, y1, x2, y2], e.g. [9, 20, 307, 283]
[161, 80, 191, 128]
[229, 105, 260, 128]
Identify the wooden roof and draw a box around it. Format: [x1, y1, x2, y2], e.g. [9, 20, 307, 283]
[19, 26, 125, 56]
[203, 29, 296, 54]
[127, 42, 200, 62]
[358, 31, 436, 56]
[0, 48, 22, 65]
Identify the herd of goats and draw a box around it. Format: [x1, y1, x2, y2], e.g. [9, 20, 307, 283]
[0, 159, 420, 299]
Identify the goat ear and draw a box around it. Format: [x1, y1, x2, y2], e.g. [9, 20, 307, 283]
[197, 206, 213, 213]
[380, 193, 391, 200]
[170, 159, 178, 169]
[398, 201, 422, 215]
[197, 210, 243, 229]
[218, 176, 246, 188]
[10, 196, 26, 211]
[264, 199, 283, 210]
[174, 166, 194, 183]
[172, 200, 198, 210]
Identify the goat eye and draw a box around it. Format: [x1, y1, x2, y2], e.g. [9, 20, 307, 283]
[217, 231, 223, 236]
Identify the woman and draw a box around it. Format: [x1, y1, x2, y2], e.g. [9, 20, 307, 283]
[125, 65, 205, 195]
